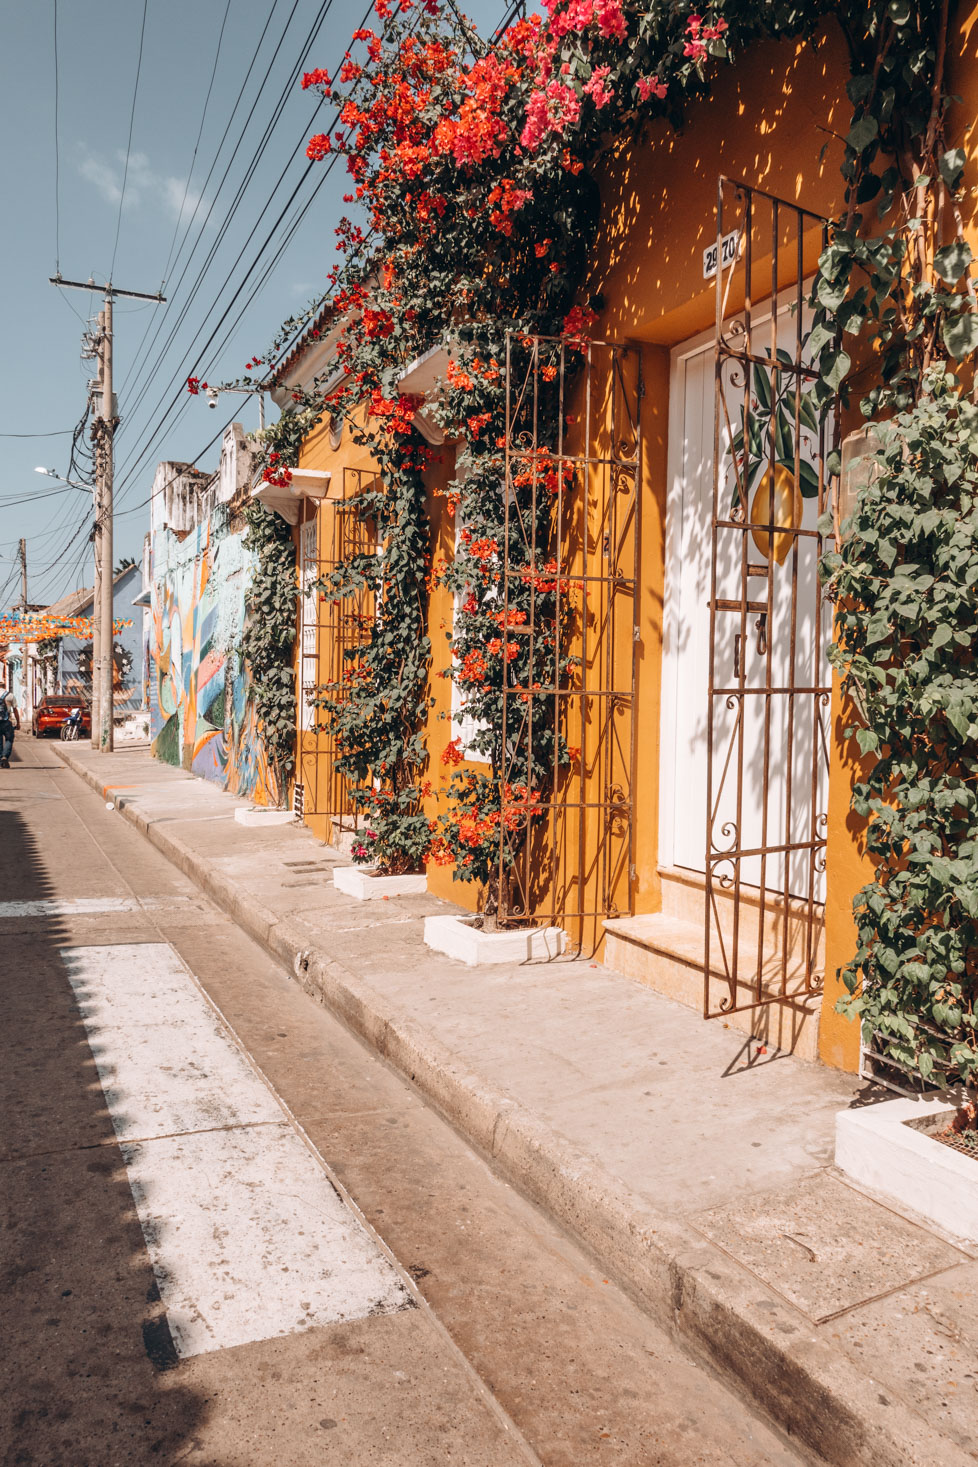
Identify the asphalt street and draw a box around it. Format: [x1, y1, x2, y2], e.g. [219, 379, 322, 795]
[1, 734, 810, 1466]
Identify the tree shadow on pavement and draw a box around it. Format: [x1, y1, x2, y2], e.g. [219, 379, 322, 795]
[0, 807, 223, 1467]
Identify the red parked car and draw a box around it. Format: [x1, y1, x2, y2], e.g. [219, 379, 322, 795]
[31, 696, 91, 738]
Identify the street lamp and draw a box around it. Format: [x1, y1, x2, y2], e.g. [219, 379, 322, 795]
[201, 385, 266, 431]
[35, 467, 93, 493]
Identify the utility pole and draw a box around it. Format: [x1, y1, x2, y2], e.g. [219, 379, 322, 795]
[50, 275, 164, 752]
[18, 538, 29, 725]
[98, 290, 114, 752]
[91, 309, 105, 746]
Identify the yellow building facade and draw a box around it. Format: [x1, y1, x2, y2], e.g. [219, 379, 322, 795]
[271, 12, 978, 1076]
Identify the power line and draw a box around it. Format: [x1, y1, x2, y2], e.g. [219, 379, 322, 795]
[120, 0, 307, 404]
[112, 0, 371, 499]
[110, 0, 150, 279]
[114, 409, 241, 519]
[0, 428, 73, 438]
[155, 0, 233, 294]
[111, 0, 421, 517]
[116, 1, 333, 446]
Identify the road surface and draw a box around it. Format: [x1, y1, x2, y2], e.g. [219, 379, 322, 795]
[1, 736, 809, 1466]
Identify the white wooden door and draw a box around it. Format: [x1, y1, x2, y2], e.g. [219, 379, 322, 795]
[660, 322, 830, 898]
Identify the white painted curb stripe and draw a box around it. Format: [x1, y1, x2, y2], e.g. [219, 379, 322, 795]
[0, 896, 190, 919]
[64, 942, 408, 1358]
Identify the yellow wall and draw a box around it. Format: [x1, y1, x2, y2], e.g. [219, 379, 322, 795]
[580, 21, 880, 1059]
[293, 408, 380, 844]
[283, 11, 978, 1071]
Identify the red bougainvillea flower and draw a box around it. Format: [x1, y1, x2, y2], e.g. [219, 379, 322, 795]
[442, 737, 464, 766]
[306, 133, 332, 160]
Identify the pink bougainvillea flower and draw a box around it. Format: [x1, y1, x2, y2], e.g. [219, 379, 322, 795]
[636, 74, 667, 101]
[584, 64, 614, 108]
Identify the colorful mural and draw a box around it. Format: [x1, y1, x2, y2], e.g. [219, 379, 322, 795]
[151, 507, 279, 805]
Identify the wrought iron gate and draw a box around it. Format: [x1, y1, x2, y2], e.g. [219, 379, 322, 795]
[295, 470, 376, 827]
[705, 177, 835, 1018]
[497, 333, 641, 954]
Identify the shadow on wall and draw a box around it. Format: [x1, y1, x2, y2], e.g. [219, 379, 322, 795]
[151, 516, 279, 807]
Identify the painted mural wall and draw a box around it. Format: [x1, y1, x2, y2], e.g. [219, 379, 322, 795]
[151, 506, 279, 803]
[149, 427, 280, 806]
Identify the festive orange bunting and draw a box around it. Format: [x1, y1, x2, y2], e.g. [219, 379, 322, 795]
[0, 615, 133, 645]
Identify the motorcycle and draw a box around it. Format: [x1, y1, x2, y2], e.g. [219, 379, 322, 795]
[61, 708, 84, 742]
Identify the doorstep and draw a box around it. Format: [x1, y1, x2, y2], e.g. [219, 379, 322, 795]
[603, 865, 823, 1061]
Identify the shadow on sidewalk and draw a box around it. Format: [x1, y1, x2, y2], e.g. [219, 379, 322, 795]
[0, 806, 223, 1467]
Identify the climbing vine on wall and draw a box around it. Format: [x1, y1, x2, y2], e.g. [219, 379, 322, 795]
[239, 410, 306, 802]
[822, 378, 978, 1091]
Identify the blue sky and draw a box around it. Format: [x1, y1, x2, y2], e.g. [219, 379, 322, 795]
[0, 0, 506, 608]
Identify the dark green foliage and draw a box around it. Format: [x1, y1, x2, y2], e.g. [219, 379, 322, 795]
[242, 498, 297, 801]
[822, 374, 978, 1089]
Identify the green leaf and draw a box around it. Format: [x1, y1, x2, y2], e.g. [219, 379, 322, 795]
[798, 460, 821, 498]
[939, 149, 966, 190]
[934, 241, 973, 284]
[847, 115, 879, 154]
[942, 310, 978, 360]
[822, 348, 852, 392]
[753, 364, 772, 411]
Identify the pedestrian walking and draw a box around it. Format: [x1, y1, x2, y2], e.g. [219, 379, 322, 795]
[0, 690, 20, 768]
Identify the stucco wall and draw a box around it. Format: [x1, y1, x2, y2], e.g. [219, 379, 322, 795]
[150, 505, 277, 805]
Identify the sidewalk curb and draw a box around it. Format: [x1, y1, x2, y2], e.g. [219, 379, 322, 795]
[55, 744, 971, 1467]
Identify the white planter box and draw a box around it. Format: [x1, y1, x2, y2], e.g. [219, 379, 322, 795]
[424, 914, 566, 966]
[836, 1096, 978, 1243]
[332, 866, 427, 900]
[234, 807, 294, 827]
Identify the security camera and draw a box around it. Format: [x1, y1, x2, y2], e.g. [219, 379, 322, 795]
[206, 387, 219, 410]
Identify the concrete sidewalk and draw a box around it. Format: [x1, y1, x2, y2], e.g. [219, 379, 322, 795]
[52, 741, 978, 1466]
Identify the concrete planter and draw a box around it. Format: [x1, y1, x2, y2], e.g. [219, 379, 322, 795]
[332, 865, 427, 901]
[836, 1096, 978, 1243]
[424, 913, 566, 966]
[234, 807, 294, 828]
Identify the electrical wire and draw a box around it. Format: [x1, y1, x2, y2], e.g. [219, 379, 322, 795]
[116, 9, 334, 451]
[114, 409, 241, 519]
[89, 0, 421, 531]
[491, 0, 527, 40]
[111, 0, 375, 500]
[110, 0, 150, 279]
[114, 0, 367, 459]
[0, 428, 73, 438]
[156, 0, 233, 293]
[120, 0, 307, 403]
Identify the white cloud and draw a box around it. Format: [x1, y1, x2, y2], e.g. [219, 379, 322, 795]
[78, 149, 123, 205]
[75, 145, 208, 222]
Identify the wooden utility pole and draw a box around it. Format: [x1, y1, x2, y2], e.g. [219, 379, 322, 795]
[50, 275, 164, 751]
[98, 290, 114, 752]
[91, 309, 105, 746]
[18, 538, 29, 724]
